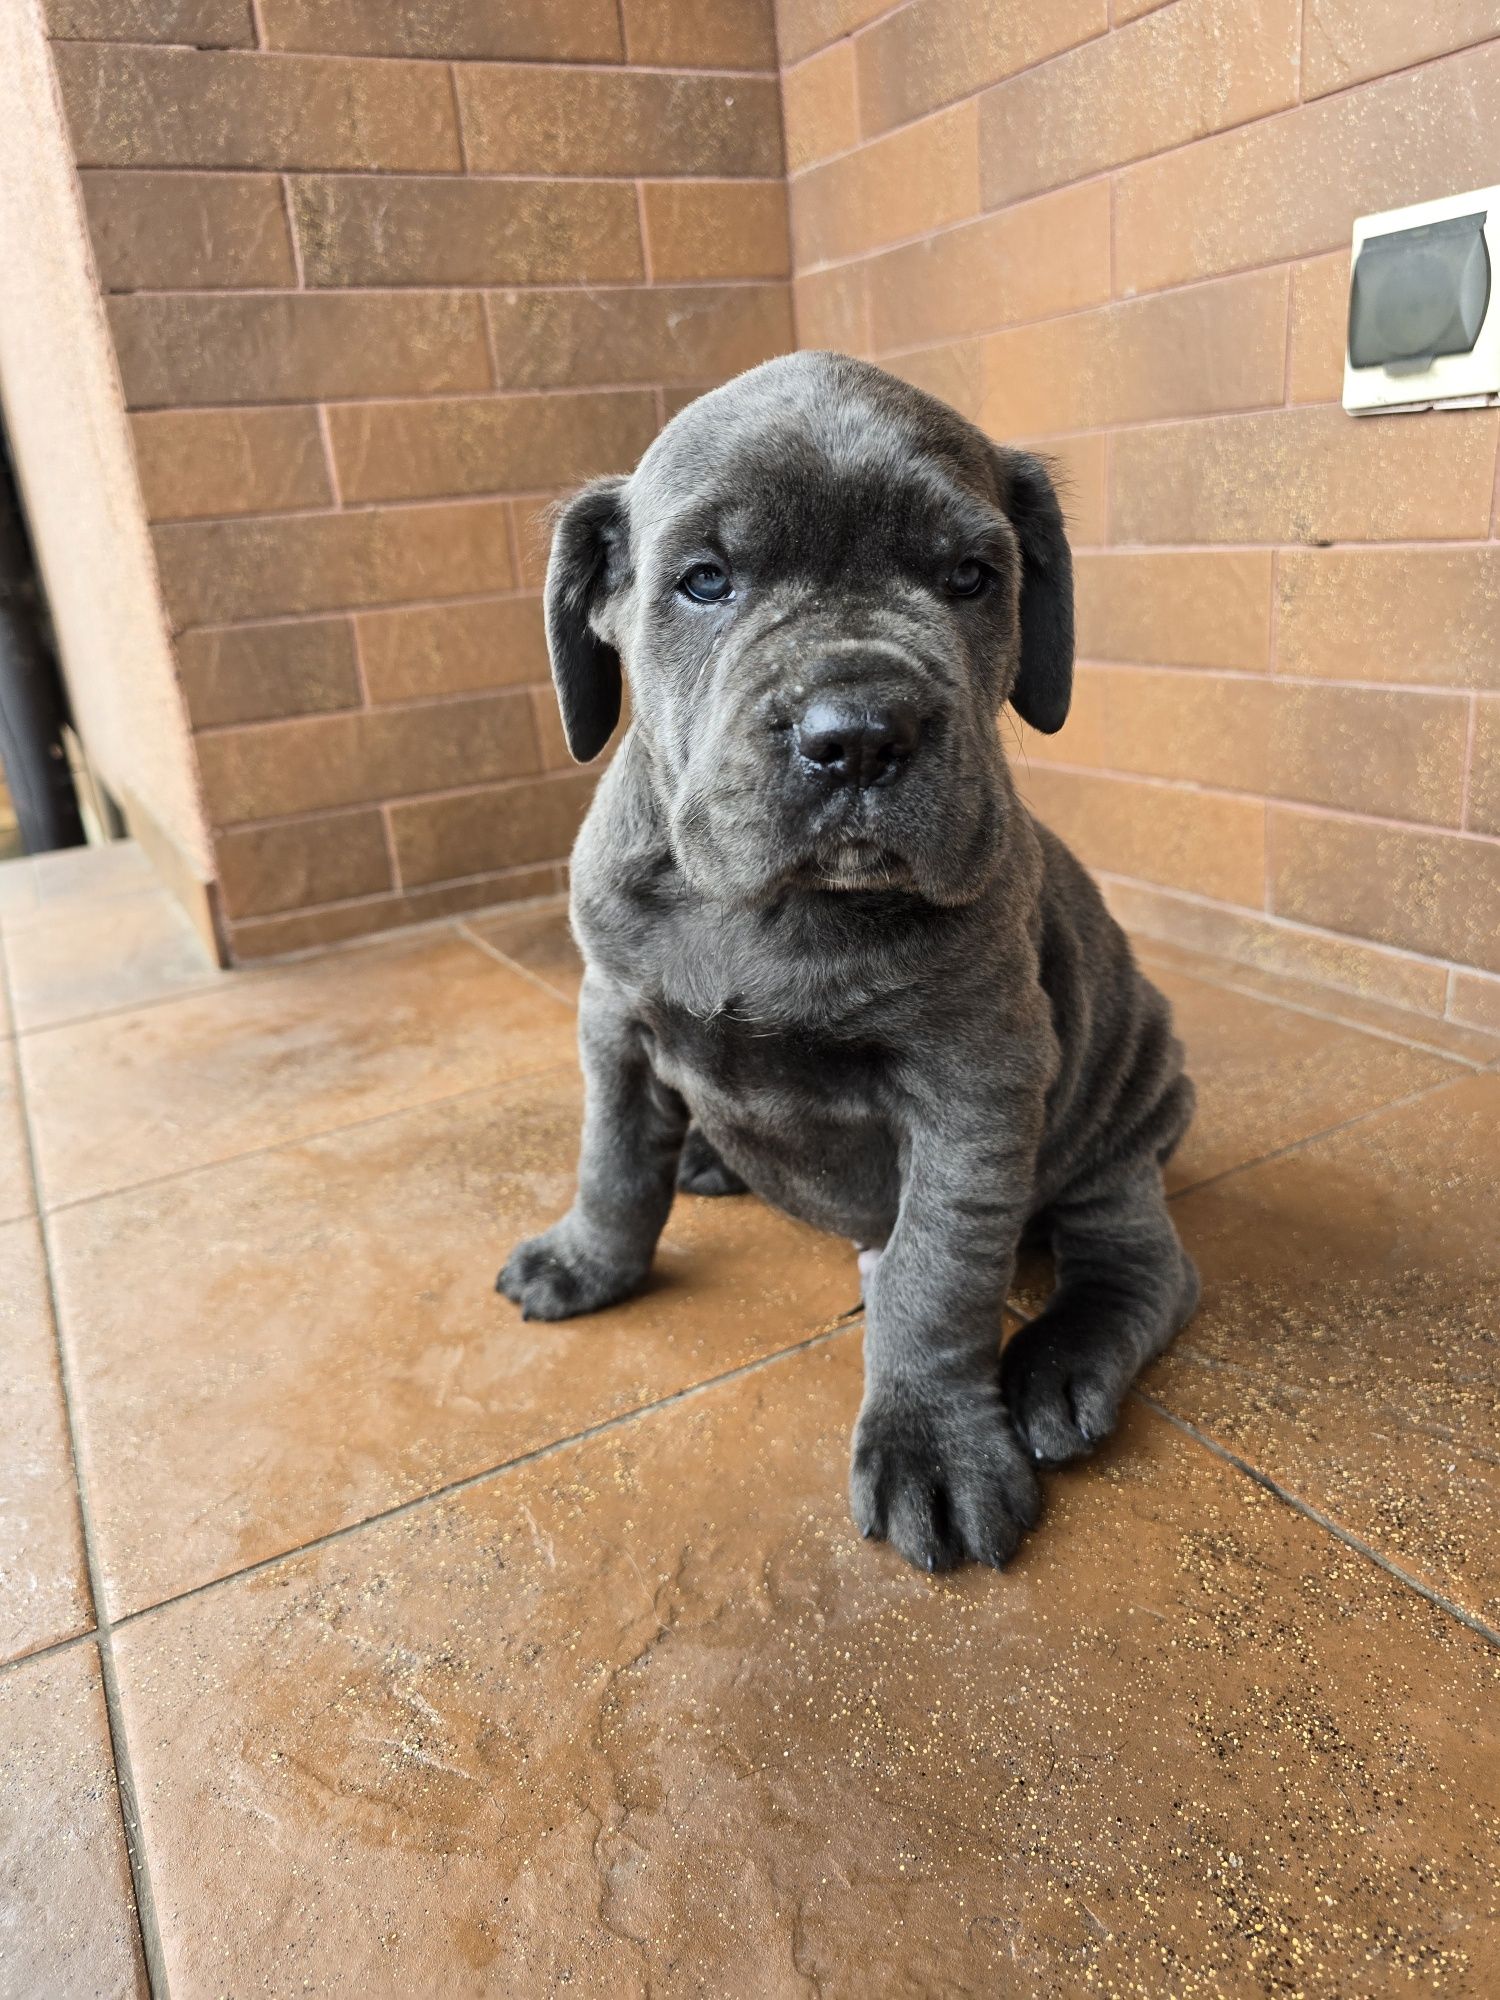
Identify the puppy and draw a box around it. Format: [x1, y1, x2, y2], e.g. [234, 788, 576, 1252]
[501, 352, 1198, 1572]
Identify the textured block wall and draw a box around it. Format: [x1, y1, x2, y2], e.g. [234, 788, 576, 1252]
[779, 0, 1500, 1030]
[48, 0, 790, 957]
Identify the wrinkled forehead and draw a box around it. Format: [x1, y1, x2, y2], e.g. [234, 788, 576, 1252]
[629, 384, 1009, 585]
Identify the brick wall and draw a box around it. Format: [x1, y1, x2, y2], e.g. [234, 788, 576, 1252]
[780, 0, 1500, 1031]
[48, 0, 790, 957]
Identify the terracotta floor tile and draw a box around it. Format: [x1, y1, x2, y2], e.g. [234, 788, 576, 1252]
[0, 1038, 33, 1225]
[0, 1221, 91, 1664]
[20, 931, 577, 1208]
[464, 898, 583, 1001]
[5, 885, 224, 1032]
[0, 855, 39, 923]
[1155, 1071, 1500, 1632]
[0, 928, 12, 1037]
[51, 1067, 859, 1617]
[1156, 964, 1461, 1191]
[112, 1337, 1499, 1998]
[0, 1643, 145, 1997]
[25, 839, 156, 915]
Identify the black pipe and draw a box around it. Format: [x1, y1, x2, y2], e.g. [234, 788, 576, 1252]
[0, 430, 84, 854]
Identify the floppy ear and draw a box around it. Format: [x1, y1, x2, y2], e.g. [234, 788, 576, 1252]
[544, 477, 629, 763]
[996, 449, 1074, 735]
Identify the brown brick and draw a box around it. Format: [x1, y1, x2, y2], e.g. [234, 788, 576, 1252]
[484, 285, 792, 391]
[976, 267, 1288, 436]
[327, 391, 657, 505]
[860, 0, 1102, 137]
[511, 497, 557, 592]
[259, 0, 621, 58]
[882, 339, 988, 423]
[1020, 766, 1267, 905]
[291, 177, 642, 289]
[1288, 252, 1350, 405]
[1035, 433, 1108, 549]
[1277, 549, 1500, 690]
[642, 182, 789, 281]
[867, 181, 1110, 353]
[790, 99, 980, 267]
[53, 44, 461, 171]
[227, 861, 564, 958]
[130, 408, 332, 522]
[47, 0, 254, 42]
[1100, 876, 1453, 1015]
[197, 691, 540, 822]
[1112, 405, 1500, 545]
[155, 500, 514, 626]
[531, 688, 573, 771]
[108, 293, 491, 409]
[1269, 685, 1470, 827]
[357, 597, 549, 703]
[392, 771, 596, 885]
[81, 171, 295, 291]
[1271, 809, 1500, 972]
[1021, 664, 1270, 794]
[782, 40, 858, 176]
[1074, 552, 1273, 671]
[1302, 0, 1500, 98]
[215, 811, 392, 919]
[792, 264, 869, 354]
[1116, 39, 1500, 293]
[176, 619, 362, 729]
[1469, 699, 1500, 837]
[457, 66, 781, 178]
[1448, 969, 1500, 1034]
[774, 0, 887, 66]
[979, 0, 1297, 207]
[621, 0, 776, 68]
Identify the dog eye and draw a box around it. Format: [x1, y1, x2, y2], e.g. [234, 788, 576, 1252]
[945, 559, 988, 598]
[679, 561, 733, 604]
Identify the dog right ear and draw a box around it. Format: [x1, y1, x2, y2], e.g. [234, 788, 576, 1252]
[544, 477, 629, 763]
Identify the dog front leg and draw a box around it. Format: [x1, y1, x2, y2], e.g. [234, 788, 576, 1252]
[850, 1097, 1044, 1571]
[498, 978, 687, 1320]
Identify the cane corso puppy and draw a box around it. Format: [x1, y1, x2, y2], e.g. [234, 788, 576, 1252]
[500, 351, 1199, 1572]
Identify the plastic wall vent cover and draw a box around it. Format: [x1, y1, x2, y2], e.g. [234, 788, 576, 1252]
[1343, 185, 1500, 414]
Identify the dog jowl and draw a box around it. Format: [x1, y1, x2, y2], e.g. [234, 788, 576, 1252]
[500, 352, 1198, 1573]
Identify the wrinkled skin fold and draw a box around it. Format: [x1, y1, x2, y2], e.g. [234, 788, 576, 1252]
[500, 353, 1198, 1573]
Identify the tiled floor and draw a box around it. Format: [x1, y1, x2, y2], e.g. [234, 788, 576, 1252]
[1, 847, 1496, 1999]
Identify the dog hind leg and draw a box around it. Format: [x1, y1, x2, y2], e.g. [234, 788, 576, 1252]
[1001, 1163, 1198, 1465]
[675, 1126, 749, 1197]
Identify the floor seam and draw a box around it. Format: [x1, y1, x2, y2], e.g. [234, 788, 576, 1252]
[37, 1055, 583, 1218]
[1137, 1392, 1500, 1651]
[1165, 1065, 1478, 1205]
[2, 945, 173, 1998]
[454, 918, 581, 1008]
[101, 1310, 864, 1636]
[0, 1623, 98, 1678]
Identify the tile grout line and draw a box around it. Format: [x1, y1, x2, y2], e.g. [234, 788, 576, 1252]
[454, 918, 580, 1007]
[96, 1314, 864, 1641]
[1136, 1393, 1500, 1651]
[1165, 1065, 1479, 1207]
[0, 947, 173, 1995]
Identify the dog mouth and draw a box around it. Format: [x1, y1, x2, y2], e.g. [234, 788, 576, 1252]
[802, 839, 912, 891]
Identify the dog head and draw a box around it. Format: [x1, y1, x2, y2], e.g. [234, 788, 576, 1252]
[543, 352, 1072, 907]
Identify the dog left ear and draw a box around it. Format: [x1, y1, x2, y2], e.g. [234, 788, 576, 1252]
[544, 476, 630, 763]
[995, 448, 1074, 735]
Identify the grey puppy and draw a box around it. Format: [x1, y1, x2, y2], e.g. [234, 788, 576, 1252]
[500, 351, 1198, 1572]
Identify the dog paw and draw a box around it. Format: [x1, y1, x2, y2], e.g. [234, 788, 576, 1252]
[676, 1128, 748, 1198]
[1001, 1320, 1130, 1467]
[850, 1385, 1040, 1572]
[497, 1225, 639, 1321]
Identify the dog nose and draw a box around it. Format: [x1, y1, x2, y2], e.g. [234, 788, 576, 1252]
[792, 700, 920, 789]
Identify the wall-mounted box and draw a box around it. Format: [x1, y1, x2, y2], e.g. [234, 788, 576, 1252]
[1342, 185, 1499, 415]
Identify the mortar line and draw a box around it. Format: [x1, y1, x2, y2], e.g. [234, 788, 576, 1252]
[95, 1317, 863, 1638]
[1137, 1394, 1500, 1650]
[454, 918, 580, 1007]
[1, 947, 172, 1995]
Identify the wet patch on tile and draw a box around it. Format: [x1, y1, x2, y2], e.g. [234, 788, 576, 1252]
[113, 1337, 1499, 1997]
